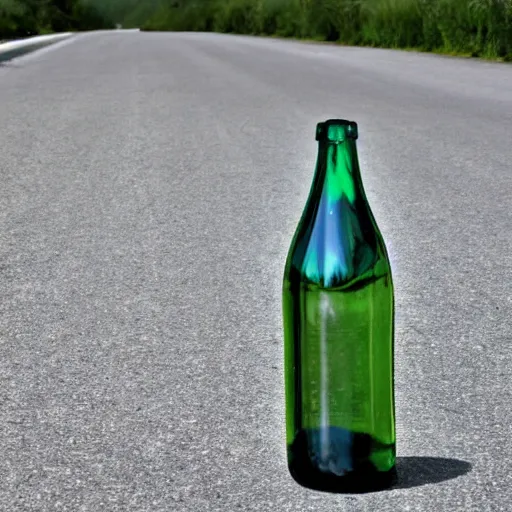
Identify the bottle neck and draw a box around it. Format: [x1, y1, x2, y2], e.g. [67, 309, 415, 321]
[314, 139, 366, 206]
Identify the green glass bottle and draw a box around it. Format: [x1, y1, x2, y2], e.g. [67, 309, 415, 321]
[282, 119, 396, 493]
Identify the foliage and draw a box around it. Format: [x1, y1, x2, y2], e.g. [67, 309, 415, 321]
[139, 0, 512, 59]
[0, 0, 114, 39]
[4, 0, 511, 60]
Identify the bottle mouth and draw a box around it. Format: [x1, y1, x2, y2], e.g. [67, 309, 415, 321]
[316, 119, 358, 142]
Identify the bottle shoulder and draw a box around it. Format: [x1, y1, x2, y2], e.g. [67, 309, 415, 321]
[284, 215, 391, 291]
[285, 247, 391, 291]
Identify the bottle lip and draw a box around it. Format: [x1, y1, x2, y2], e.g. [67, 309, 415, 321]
[316, 119, 358, 141]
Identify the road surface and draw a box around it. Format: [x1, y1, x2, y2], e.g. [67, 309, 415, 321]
[0, 31, 511, 511]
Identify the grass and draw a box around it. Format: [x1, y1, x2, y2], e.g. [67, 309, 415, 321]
[140, 0, 512, 63]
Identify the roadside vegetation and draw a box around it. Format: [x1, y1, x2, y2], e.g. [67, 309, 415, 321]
[139, 0, 512, 61]
[2, 0, 511, 61]
[0, 0, 114, 39]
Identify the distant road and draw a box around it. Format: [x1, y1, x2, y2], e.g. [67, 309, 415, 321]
[0, 31, 511, 511]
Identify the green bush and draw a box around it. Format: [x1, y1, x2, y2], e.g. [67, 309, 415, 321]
[360, 0, 424, 47]
[7, 0, 501, 61]
[213, 0, 260, 33]
[5, 0, 511, 61]
[0, 0, 114, 39]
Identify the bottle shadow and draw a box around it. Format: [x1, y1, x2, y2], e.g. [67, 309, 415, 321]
[289, 456, 472, 494]
[393, 456, 472, 490]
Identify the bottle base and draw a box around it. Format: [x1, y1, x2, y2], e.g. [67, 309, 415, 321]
[288, 427, 397, 494]
[289, 462, 397, 494]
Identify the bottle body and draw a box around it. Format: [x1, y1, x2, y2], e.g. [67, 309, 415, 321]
[282, 120, 396, 492]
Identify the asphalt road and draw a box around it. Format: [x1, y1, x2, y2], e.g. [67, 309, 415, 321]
[1, 31, 511, 512]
